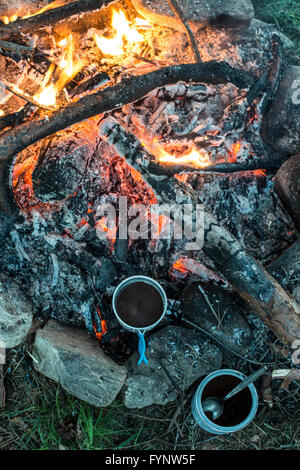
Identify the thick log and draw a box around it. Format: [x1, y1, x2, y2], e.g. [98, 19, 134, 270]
[0, 0, 116, 34]
[99, 118, 300, 349]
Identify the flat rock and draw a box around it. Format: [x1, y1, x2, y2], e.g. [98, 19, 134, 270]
[275, 155, 300, 231]
[0, 274, 33, 348]
[131, 0, 254, 31]
[124, 326, 222, 408]
[181, 282, 252, 355]
[33, 320, 127, 407]
[262, 66, 300, 155]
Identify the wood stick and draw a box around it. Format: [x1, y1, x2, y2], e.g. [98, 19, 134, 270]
[0, 39, 33, 54]
[0, 0, 116, 34]
[165, 0, 201, 63]
[0, 81, 54, 110]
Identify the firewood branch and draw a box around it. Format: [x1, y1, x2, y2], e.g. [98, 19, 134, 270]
[0, 0, 117, 34]
[165, 0, 201, 63]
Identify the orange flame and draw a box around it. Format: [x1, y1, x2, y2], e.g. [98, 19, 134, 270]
[33, 34, 83, 107]
[157, 147, 211, 168]
[141, 136, 211, 169]
[94, 9, 148, 56]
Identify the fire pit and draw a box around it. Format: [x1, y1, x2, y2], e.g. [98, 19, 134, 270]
[0, 0, 299, 410]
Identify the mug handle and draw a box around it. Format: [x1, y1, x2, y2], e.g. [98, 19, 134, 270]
[137, 331, 149, 366]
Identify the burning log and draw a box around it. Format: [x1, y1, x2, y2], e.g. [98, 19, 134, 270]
[99, 118, 300, 350]
[0, 61, 254, 214]
[0, 0, 117, 34]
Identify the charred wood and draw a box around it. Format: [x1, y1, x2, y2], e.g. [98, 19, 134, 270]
[165, 0, 201, 63]
[68, 72, 111, 97]
[0, 104, 35, 133]
[0, 0, 117, 35]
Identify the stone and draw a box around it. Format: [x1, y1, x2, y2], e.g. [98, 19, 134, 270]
[274, 155, 300, 231]
[124, 326, 222, 408]
[0, 274, 33, 348]
[249, 19, 294, 50]
[33, 320, 127, 407]
[181, 282, 252, 355]
[131, 0, 254, 31]
[262, 66, 300, 155]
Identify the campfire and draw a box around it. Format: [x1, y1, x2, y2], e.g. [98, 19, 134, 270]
[0, 0, 299, 411]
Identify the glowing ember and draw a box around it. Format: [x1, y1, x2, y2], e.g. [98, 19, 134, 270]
[0, 110, 4, 117]
[96, 217, 117, 246]
[94, 9, 148, 56]
[33, 35, 83, 107]
[254, 169, 267, 177]
[93, 307, 108, 341]
[228, 141, 242, 163]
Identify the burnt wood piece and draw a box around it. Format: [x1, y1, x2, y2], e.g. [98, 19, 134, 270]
[261, 65, 300, 156]
[0, 104, 35, 133]
[0, 0, 117, 34]
[68, 72, 111, 97]
[99, 118, 300, 349]
[274, 155, 300, 231]
[143, 158, 287, 175]
[259, 36, 284, 117]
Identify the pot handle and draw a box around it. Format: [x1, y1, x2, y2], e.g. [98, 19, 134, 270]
[137, 331, 148, 366]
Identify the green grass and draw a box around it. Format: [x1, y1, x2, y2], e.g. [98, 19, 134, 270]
[0, 370, 149, 450]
